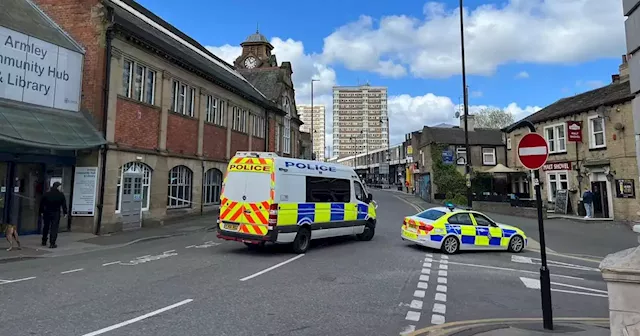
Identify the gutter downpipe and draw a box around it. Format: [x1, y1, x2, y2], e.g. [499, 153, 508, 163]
[96, 11, 115, 235]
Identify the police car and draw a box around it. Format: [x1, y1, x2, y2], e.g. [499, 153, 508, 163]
[217, 152, 378, 253]
[401, 203, 527, 254]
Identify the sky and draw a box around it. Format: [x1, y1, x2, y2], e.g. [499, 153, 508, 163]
[137, 0, 626, 150]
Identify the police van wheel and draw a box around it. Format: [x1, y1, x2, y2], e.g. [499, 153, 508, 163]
[356, 222, 375, 241]
[508, 235, 525, 253]
[441, 236, 460, 254]
[292, 227, 311, 254]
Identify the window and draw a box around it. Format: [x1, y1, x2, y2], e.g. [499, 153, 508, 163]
[252, 115, 265, 138]
[122, 60, 156, 105]
[232, 106, 248, 132]
[205, 95, 224, 125]
[447, 213, 474, 225]
[202, 168, 222, 205]
[354, 181, 366, 202]
[507, 138, 512, 150]
[115, 162, 152, 213]
[283, 96, 292, 154]
[171, 80, 195, 117]
[167, 166, 193, 208]
[546, 171, 568, 201]
[275, 124, 281, 151]
[544, 124, 566, 153]
[589, 116, 606, 148]
[482, 148, 496, 165]
[455, 146, 466, 165]
[416, 209, 446, 221]
[305, 177, 351, 203]
[472, 214, 495, 226]
[242, 109, 248, 133]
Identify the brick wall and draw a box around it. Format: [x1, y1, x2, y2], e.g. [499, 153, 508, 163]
[115, 97, 160, 149]
[230, 132, 249, 156]
[203, 124, 226, 160]
[33, 0, 106, 130]
[267, 118, 277, 152]
[166, 114, 198, 155]
[252, 138, 266, 152]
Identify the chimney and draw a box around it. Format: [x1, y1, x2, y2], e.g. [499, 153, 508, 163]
[460, 114, 475, 132]
[618, 54, 630, 83]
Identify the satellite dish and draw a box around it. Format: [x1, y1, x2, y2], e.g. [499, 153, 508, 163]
[454, 111, 460, 118]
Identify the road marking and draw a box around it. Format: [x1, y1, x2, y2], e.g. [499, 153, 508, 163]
[239, 254, 305, 281]
[441, 255, 448, 260]
[423, 262, 432, 268]
[425, 258, 433, 262]
[410, 300, 423, 309]
[435, 293, 447, 302]
[439, 264, 448, 270]
[393, 195, 423, 212]
[419, 275, 430, 281]
[519, 277, 608, 298]
[0, 277, 36, 285]
[120, 251, 178, 266]
[80, 299, 193, 336]
[433, 303, 446, 314]
[438, 270, 448, 277]
[441, 259, 448, 264]
[431, 314, 445, 325]
[440, 260, 585, 280]
[185, 241, 221, 249]
[430, 255, 449, 326]
[414, 290, 426, 298]
[437, 285, 447, 293]
[185, 245, 195, 249]
[406, 311, 421, 322]
[437, 277, 447, 284]
[417, 282, 428, 289]
[511, 255, 598, 272]
[102, 261, 120, 266]
[421, 268, 431, 274]
[60, 268, 83, 274]
[163, 250, 176, 254]
[425, 254, 433, 258]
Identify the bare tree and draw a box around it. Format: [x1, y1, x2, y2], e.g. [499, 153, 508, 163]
[474, 108, 514, 129]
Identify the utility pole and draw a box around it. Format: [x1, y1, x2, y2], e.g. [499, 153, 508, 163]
[459, 0, 472, 208]
[310, 79, 319, 160]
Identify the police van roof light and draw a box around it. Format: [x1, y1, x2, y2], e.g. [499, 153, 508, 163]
[235, 151, 280, 158]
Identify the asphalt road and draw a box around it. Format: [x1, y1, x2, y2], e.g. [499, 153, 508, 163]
[0, 190, 620, 336]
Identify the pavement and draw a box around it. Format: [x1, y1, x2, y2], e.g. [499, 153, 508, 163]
[0, 190, 633, 336]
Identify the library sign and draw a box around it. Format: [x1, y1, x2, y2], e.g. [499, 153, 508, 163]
[0, 25, 82, 112]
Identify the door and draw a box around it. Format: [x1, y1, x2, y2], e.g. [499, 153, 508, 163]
[121, 167, 143, 231]
[471, 213, 504, 250]
[446, 213, 476, 250]
[591, 181, 610, 218]
[0, 162, 7, 226]
[10, 163, 45, 234]
[420, 174, 431, 202]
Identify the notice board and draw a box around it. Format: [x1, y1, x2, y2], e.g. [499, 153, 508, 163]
[554, 189, 570, 214]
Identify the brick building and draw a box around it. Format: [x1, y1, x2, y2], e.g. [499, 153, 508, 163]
[33, 0, 302, 233]
[504, 58, 639, 221]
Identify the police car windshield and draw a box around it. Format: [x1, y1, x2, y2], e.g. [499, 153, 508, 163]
[223, 171, 271, 203]
[416, 209, 446, 221]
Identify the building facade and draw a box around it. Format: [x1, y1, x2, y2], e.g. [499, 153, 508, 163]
[332, 84, 389, 158]
[504, 61, 639, 221]
[33, 0, 300, 234]
[623, 0, 640, 198]
[297, 104, 326, 161]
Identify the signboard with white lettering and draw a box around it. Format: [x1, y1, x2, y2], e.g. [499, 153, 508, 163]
[0, 25, 82, 111]
[542, 161, 572, 171]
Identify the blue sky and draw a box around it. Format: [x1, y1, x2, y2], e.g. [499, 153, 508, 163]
[137, 0, 626, 145]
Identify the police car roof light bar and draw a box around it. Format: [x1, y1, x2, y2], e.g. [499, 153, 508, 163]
[235, 151, 280, 158]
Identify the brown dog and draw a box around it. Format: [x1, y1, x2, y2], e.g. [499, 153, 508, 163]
[4, 224, 21, 251]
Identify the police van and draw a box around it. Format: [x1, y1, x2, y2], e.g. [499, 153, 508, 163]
[216, 151, 377, 253]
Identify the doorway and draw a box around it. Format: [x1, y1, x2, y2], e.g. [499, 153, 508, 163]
[590, 181, 610, 218]
[9, 163, 45, 234]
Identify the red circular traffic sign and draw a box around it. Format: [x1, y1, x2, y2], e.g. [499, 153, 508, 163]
[517, 133, 549, 170]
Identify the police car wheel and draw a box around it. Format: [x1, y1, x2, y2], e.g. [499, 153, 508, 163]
[292, 227, 311, 254]
[356, 222, 375, 241]
[441, 236, 460, 254]
[508, 235, 525, 253]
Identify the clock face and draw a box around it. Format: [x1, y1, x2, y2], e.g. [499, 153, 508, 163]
[244, 56, 257, 69]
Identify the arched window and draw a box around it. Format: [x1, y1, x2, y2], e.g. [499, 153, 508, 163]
[167, 165, 193, 209]
[202, 168, 222, 205]
[283, 95, 291, 154]
[116, 162, 152, 212]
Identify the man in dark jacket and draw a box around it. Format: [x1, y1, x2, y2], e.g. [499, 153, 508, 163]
[39, 182, 68, 248]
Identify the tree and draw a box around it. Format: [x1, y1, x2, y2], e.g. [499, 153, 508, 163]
[474, 108, 514, 129]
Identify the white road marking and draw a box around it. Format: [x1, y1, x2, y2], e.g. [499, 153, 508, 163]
[421, 268, 431, 274]
[520, 277, 608, 297]
[431, 314, 445, 325]
[435, 293, 447, 302]
[0, 277, 36, 285]
[425, 257, 433, 262]
[419, 275, 430, 282]
[185, 241, 221, 249]
[437, 277, 447, 284]
[438, 270, 448, 277]
[423, 262, 432, 268]
[413, 290, 426, 298]
[80, 299, 193, 336]
[439, 264, 448, 270]
[405, 311, 421, 321]
[400, 325, 416, 335]
[433, 303, 446, 314]
[394, 195, 423, 212]
[511, 255, 598, 272]
[417, 282, 428, 289]
[441, 259, 449, 264]
[441, 260, 585, 280]
[425, 254, 433, 258]
[60, 268, 83, 274]
[410, 300, 423, 309]
[120, 251, 178, 266]
[137, 255, 151, 259]
[163, 250, 176, 254]
[102, 261, 120, 266]
[185, 245, 195, 249]
[441, 255, 448, 260]
[239, 254, 305, 281]
[436, 285, 447, 293]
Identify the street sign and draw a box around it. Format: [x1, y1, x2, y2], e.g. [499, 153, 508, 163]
[517, 133, 549, 170]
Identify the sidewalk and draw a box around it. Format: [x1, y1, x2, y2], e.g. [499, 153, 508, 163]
[0, 213, 218, 263]
[406, 318, 610, 336]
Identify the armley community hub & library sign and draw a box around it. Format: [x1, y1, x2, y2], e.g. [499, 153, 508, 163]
[0, 25, 82, 112]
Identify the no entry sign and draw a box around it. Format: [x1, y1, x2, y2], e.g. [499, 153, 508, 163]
[517, 133, 549, 170]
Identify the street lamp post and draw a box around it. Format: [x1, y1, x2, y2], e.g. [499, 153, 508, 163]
[459, 0, 472, 208]
[310, 79, 319, 160]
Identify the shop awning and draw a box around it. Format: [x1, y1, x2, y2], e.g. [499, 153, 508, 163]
[482, 164, 525, 174]
[0, 102, 106, 150]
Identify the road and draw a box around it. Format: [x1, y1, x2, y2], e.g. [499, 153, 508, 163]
[0, 190, 631, 336]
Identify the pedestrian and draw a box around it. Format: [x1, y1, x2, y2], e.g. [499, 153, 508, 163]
[3, 223, 21, 251]
[582, 187, 594, 219]
[39, 182, 68, 248]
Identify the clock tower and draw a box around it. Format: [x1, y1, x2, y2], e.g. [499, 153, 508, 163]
[234, 29, 278, 69]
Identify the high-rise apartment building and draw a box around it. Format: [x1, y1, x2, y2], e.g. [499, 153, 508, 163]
[332, 84, 389, 158]
[297, 104, 326, 161]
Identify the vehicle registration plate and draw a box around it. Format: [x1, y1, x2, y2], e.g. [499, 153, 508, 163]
[223, 223, 239, 231]
[404, 231, 418, 240]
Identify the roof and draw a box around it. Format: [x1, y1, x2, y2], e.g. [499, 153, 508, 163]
[106, 0, 286, 115]
[238, 69, 282, 101]
[418, 126, 504, 146]
[1, 0, 84, 53]
[0, 99, 106, 150]
[243, 31, 269, 44]
[504, 81, 633, 132]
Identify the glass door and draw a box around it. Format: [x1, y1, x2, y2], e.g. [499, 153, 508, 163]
[0, 162, 7, 225]
[10, 163, 45, 234]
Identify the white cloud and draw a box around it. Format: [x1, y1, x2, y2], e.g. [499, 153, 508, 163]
[321, 0, 625, 78]
[515, 71, 529, 79]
